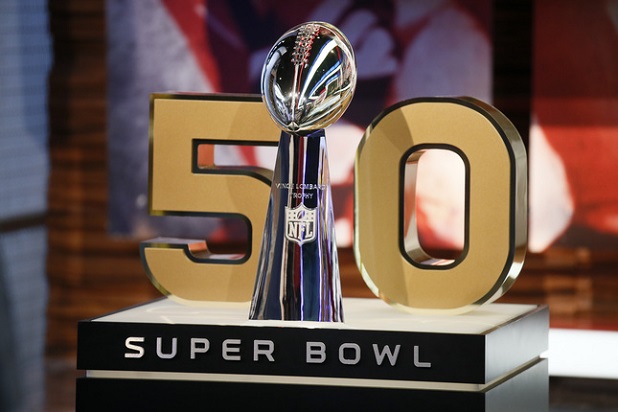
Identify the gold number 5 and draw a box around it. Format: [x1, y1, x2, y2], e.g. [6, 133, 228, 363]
[142, 94, 279, 304]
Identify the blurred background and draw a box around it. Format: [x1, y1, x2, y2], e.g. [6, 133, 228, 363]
[1, 0, 617, 410]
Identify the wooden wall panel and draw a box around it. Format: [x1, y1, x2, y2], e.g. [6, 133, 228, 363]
[46, 0, 159, 356]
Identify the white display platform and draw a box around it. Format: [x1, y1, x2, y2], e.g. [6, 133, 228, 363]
[77, 298, 549, 411]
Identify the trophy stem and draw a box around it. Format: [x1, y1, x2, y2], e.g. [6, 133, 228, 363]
[249, 129, 343, 322]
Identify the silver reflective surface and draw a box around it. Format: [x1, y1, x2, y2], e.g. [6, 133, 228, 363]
[261, 21, 356, 134]
[251, 22, 354, 322]
[249, 131, 343, 321]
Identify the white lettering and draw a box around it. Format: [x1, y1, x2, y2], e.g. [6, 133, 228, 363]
[190, 338, 210, 359]
[122, 337, 433, 369]
[124, 337, 145, 359]
[413, 345, 431, 368]
[156, 337, 177, 359]
[253, 340, 275, 362]
[372, 344, 400, 366]
[339, 343, 361, 365]
[306, 342, 326, 364]
[222, 339, 241, 361]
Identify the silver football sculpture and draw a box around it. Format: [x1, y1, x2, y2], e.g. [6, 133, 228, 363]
[261, 21, 356, 134]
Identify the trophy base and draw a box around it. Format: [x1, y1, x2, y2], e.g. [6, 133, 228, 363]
[76, 298, 548, 411]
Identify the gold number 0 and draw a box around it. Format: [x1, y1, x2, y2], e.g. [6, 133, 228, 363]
[142, 94, 279, 304]
[354, 97, 527, 314]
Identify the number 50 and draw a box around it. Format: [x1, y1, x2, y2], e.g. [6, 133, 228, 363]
[142, 94, 526, 314]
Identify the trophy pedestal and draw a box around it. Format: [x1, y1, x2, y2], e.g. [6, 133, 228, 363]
[76, 298, 548, 411]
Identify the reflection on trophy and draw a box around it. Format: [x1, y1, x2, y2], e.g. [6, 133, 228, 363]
[249, 22, 356, 321]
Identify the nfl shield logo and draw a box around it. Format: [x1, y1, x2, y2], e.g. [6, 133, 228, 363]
[285, 204, 317, 245]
